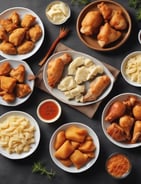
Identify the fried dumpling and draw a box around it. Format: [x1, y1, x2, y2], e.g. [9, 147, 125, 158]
[15, 83, 31, 98]
[10, 64, 25, 83]
[0, 76, 17, 93]
[2, 92, 16, 102]
[0, 19, 18, 32]
[80, 10, 103, 35]
[97, 2, 113, 20]
[0, 28, 8, 41]
[9, 28, 26, 46]
[28, 24, 42, 42]
[81, 75, 110, 102]
[8, 11, 20, 25]
[78, 139, 96, 153]
[110, 10, 128, 30]
[97, 23, 121, 47]
[17, 40, 34, 54]
[57, 76, 77, 91]
[0, 41, 17, 55]
[0, 62, 11, 76]
[54, 130, 66, 150]
[21, 14, 36, 28]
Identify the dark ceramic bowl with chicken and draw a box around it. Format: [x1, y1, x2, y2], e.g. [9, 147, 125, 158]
[102, 93, 141, 148]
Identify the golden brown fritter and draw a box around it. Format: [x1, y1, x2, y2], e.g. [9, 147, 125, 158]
[0, 41, 17, 55]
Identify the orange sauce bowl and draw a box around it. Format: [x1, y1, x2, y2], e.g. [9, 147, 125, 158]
[105, 152, 132, 179]
[37, 99, 61, 123]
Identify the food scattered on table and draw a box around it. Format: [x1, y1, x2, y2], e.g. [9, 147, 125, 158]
[80, 1, 128, 47]
[106, 153, 131, 178]
[0, 115, 35, 154]
[47, 53, 111, 103]
[54, 125, 96, 169]
[105, 95, 141, 143]
[0, 11, 42, 55]
[0, 61, 32, 103]
[124, 53, 141, 84]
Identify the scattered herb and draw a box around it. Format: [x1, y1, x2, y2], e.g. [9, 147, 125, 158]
[128, 0, 141, 21]
[71, 0, 90, 5]
[32, 162, 56, 180]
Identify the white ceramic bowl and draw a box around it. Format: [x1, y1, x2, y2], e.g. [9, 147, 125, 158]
[138, 29, 141, 44]
[102, 93, 141, 148]
[45, 1, 71, 25]
[121, 51, 141, 87]
[49, 122, 100, 173]
[0, 111, 40, 159]
[37, 99, 61, 123]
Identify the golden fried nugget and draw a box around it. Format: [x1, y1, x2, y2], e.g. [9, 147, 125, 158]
[28, 24, 42, 42]
[10, 64, 25, 83]
[17, 40, 34, 54]
[8, 11, 20, 25]
[54, 130, 66, 150]
[15, 83, 31, 98]
[0, 28, 8, 41]
[9, 28, 26, 46]
[0, 41, 17, 55]
[21, 14, 36, 28]
[0, 62, 11, 76]
[0, 19, 17, 32]
[2, 93, 15, 102]
[78, 140, 96, 153]
[0, 76, 17, 93]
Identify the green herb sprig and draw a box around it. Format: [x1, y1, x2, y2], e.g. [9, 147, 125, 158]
[128, 0, 141, 21]
[71, 0, 90, 5]
[32, 162, 56, 180]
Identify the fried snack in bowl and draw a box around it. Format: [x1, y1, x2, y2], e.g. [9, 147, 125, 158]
[49, 122, 100, 173]
[0, 7, 44, 60]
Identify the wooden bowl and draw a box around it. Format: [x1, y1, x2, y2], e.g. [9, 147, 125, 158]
[76, 0, 132, 51]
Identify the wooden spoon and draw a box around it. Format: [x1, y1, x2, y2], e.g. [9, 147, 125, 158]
[38, 27, 70, 66]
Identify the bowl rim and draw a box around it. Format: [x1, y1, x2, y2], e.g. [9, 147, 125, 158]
[37, 99, 61, 123]
[45, 0, 71, 25]
[121, 51, 141, 87]
[76, 0, 132, 51]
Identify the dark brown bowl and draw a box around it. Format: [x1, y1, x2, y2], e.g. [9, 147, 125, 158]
[76, 0, 132, 51]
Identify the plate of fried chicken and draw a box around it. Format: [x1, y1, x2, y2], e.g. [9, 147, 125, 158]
[0, 7, 44, 60]
[0, 59, 34, 106]
[102, 93, 141, 148]
[76, 0, 131, 51]
[43, 50, 114, 106]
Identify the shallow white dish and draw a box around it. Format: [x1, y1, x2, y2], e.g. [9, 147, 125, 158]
[43, 50, 115, 106]
[102, 93, 141, 148]
[0, 7, 44, 60]
[0, 59, 35, 106]
[121, 51, 141, 87]
[0, 111, 40, 159]
[49, 122, 100, 173]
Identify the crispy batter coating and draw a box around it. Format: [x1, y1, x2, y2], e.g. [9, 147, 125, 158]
[15, 83, 31, 98]
[21, 14, 36, 28]
[0, 76, 17, 93]
[2, 93, 16, 102]
[10, 64, 25, 83]
[0, 28, 8, 41]
[8, 11, 20, 25]
[0, 41, 17, 55]
[9, 28, 26, 46]
[0, 19, 17, 32]
[17, 40, 34, 54]
[0, 62, 12, 76]
[28, 24, 42, 42]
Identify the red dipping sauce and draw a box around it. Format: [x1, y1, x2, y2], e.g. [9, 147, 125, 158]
[37, 99, 61, 123]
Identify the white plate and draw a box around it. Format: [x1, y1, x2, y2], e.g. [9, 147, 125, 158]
[0, 111, 40, 159]
[0, 7, 44, 60]
[102, 93, 141, 148]
[0, 59, 35, 106]
[43, 50, 115, 106]
[49, 122, 100, 173]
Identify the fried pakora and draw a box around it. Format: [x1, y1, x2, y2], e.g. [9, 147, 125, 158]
[9, 28, 26, 46]
[0, 62, 11, 76]
[15, 83, 32, 98]
[0, 76, 17, 93]
[8, 11, 20, 25]
[0, 41, 17, 55]
[10, 64, 25, 83]
[28, 24, 42, 42]
[17, 40, 34, 54]
[21, 14, 36, 28]
[0, 19, 17, 33]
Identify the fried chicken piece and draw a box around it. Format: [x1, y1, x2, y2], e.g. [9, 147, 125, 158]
[80, 10, 103, 36]
[0, 76, 17, 93]
[81, 75, 110, 102]
[9, 28, 26, 46]
[0, 19, 17, 32]
[47, 53, 72, 88]
[21, 14, 36, 28]
[2, 92, 16, 102]
[97, 2, 113, 20]
[107, 123, 127, 142]
[0, 28, 8, 41]
[28, 24, 42, 42]
[8, 11, 20, 25]
[0, 41, 17, 55]
[17, 40, 34, 54]
[10, 64, 25, 83]
[132, 104, 141, 120]
[15, 83, 32, 98]
[97, 23, 121, 47]
[0, 62, 11, 76]
[131, 121, 141, 143]
[110, 10, 128, 30]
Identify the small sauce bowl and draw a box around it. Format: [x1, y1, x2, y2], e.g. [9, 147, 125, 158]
[37, 99, 61, 123]
[105, 152, 132, 179]
[45, 1, 71, 25]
